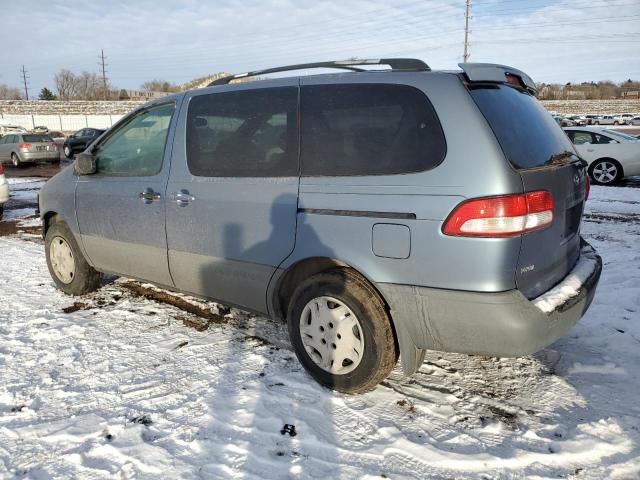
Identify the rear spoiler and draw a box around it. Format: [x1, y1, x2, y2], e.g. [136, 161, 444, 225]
[458, 63, 537, 94]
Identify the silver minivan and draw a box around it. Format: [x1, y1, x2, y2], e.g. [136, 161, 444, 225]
[39, 59, 602, 393]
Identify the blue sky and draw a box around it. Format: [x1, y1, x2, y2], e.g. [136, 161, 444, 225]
[2, 0, 639, 96]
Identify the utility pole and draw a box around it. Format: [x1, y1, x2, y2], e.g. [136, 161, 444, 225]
[99, 49, 108, 100]
[463, 0, 471, 63]
[20, 65, 29, 100]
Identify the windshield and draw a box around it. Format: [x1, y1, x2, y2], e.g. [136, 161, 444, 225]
[469, 84, 577, 169]
[23, 134, 52, 142]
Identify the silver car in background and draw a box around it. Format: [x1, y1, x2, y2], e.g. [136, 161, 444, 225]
[0, 133, 60, 167]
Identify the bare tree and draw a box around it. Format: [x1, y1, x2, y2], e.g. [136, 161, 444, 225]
[141, 79, 181, 93]
[55, 69, 79, 100]
[54, 69, 117, 100]
[0, 83, 22, 99]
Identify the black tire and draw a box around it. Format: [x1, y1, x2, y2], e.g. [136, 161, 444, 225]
[11, 153, 20, 168]
[0, 204, 3, 221]
[589, 158, 623, 186]
[287, 268, 398, 394]
[594, 121, 599, 125]
[45, 219, 102, 295]
[63, 145, 73, 159]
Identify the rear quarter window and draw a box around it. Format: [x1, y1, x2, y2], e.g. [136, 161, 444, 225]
[469, 85, 575, 169]
[301, 84, 446, 176]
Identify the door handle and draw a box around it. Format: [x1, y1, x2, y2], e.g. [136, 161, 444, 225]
[171, 191, 195, 207]
[587, 148, 594, 152]
[138, 189, 161, 203]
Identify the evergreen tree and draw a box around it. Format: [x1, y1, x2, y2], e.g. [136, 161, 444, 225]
[39, 87, 57, 100]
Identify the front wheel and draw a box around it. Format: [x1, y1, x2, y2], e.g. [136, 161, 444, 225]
[287, 268, 398, 393]
[590, 159, 622, 185]
[45, 220, 102, 295]
[63, 145, 73, 158]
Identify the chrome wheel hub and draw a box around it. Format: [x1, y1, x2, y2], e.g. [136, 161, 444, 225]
[50, 236, 75, 284]
[593, 162, 617, 183]
[299, 296, 364, 375]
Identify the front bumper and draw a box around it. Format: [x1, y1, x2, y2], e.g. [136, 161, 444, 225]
[377, 239, 602, 375]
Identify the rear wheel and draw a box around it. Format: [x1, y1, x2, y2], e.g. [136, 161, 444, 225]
[590, 159, 622, 185]
[11, 153, 20, 168]
[45, 220, 102, 295]
[287, 268, 398, 393]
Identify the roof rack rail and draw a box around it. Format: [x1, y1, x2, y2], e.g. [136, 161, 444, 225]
[208, 58, 430, 86]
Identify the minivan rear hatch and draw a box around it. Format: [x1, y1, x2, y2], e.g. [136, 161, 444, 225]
[468, 82, 587, 299]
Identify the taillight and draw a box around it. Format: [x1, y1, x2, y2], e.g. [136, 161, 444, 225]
[585, 175, 591, 201]
[52, 143, 59, 149]
[0, 163, 4, 175]
[18, 143, 31, 149]
[443, 191, 554, 237]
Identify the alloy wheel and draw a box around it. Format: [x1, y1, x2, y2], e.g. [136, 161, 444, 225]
[592, 161, 618, 184]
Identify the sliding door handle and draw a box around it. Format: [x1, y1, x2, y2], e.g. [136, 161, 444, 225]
[138, 189, 161, 203]
[171, 191, 195, 206]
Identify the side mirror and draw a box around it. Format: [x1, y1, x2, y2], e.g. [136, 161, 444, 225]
[75, 152, 97, 175]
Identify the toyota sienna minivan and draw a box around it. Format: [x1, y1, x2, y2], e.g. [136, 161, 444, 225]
[39, 59, 602, 393]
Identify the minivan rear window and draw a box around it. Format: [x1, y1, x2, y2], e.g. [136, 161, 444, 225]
[301, 84, 446, 176]
[469, 85, 575, 169]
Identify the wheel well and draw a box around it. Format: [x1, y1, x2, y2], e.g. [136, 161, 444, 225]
[42, 212, 60, 236]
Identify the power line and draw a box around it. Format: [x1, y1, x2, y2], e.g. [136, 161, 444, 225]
[463, 0, 471, 62]
[99, 49, 108, 100]
[20, 65, 29, 100]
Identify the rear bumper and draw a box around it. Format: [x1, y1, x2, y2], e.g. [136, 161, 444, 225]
[19, 151, 59, 162]
[377, 239, 602, 375]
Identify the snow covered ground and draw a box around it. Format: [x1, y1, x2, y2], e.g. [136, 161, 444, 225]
[0, 179, 639, 479]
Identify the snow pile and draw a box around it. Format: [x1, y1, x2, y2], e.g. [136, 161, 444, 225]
[532, 244, 600, 313]
[0, 183, 639, 478]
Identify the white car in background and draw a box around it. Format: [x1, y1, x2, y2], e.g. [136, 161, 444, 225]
[0, 124, 27, 137]
[0, 163, 8, 220]
[592, 115, 617, 125]
[564, 126, 640, 185]
[614, 114, 634, 125]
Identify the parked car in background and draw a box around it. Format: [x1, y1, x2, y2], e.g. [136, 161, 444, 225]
[0, 124, 28, 137]
[584, 114, 599, 125]
[593, 115, 617, 125]
[33, 126, 49, 134]
[614, 114, 634, 125]
[552, 115, 575, 127]
[0, 163, 8, 220]
[40, 59, 601, 393]
[566, 115, 587, 126]
[631, 116, 640, 126]
[0, 133, 59, 167]
[62, 128, 105, 158]
[48, 131, 66, 144]
[564, 126, 640, 185]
